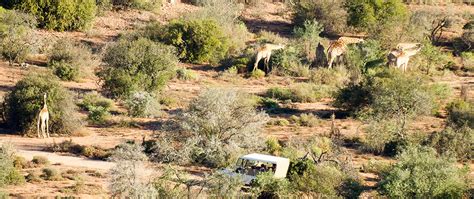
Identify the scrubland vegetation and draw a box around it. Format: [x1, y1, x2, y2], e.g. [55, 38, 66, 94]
[0, 0, 472, 198]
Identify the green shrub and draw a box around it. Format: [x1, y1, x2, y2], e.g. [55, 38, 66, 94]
[158, 19, 229, 64]
[12, 156, 27, 169]
[5, 73, 82, 135]
[183, 1, 249, 56]
[49, 60, 78, 81]
[41, 168, 62, 181]
[361, 159, 391, 175]
[446, 100, 473, 128]
[48, 40, 93, 81]
[428, 125, 473, 161]
[269, 118, 290, 126]
[0, 9, 36, 65]
[111, 0, 162, 10]
[79, 92, 114, 112]
[293, 19, 323, 63]
[31, 156, 49, 165]
[289, 113, 320, 127]
[309, 67, 350, 88]
[461, 52, 474, 72]
[344, 0, 408, 31]
[14, 0, 96, 31]
[380, 146, 470, 198]
[250, 172, 293, 198]
[0, 144, 25, 187]
[98, 38, 178, 98]
[87, 106, 110, 125]
[25, 171, 41, 183]
[290, 164, 345, 197]
[267, 83, 332, 103]
[176, 68, 198, 81]
[249, 69, 265, 79]
[292, 0, 347, 35]
[265, 137, 282, 155]
[124, 91, 161, 118]
[270, 46, 306, 77]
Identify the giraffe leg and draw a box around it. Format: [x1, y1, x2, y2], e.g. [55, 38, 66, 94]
[328, 55, 334, 69]
[41, 120, 46, 138]
[264, 56, 270, 74]
[254, 53, 262, 72]
[46, 118, 49, 138]
[37, 116, 41, 138]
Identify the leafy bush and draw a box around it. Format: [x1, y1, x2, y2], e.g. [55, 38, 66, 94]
[267, 83, 332, 103]
[0, 143, 25, 187]
[446, 99, 473, 128]
[293, 19, 323, 62]
[153, 89, 268, 167]
[5, 73, 82, 135]
[14, 0, 97, 31]
[290, 164, 344, 197]
[361, 159, 391, 175]
[124, 91, 161, 118]
[309, 67, 350, 88]
[461, 52, 474, 72]
[250, 172, 293, 198]
[292, 0, 347, 35]
[249, 69, 265, 78]
[48, 40, 94, 81]
[345, 39, 385, 73]
[108, 143, 156, 198]
[265, 137, 282, 155]
[87, 106, 110, 125]
[270, 45, 306, 77]
[111, 0, 162, 10]
[344, 0, 408, 31]
[79, 92, 114, 111]
[183, 0, 249, 56]
[362, 120, 398, 155]
[98, 38, 178, 98]
[49, 140, 110, 160]
[0, 8, 36, 65]
[31, 156, 49, 165]
[380, 146, 470, 198]
[207, 171, 245, 198]
[176, 68, 198, 81]
[158, 19, 229, 64]
[428, 125, 473, 161]
[41, 168, 62, 181]
[289, 113, 320, 127]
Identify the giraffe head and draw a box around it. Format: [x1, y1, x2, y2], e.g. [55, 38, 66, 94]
[43, 93, 47, 105]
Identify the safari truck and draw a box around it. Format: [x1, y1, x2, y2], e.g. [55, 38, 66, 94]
[221, 153, 290, 185]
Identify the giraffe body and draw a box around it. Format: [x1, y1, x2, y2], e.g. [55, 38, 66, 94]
[327, 37, 364, 68]
[387, 43, 422, 72]
[254, 43, 285, 73]
[37, 93, 50, 138]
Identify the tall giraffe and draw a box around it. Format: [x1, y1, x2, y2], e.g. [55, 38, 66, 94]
[253, 43, 285, 73]
[327, 37, 364, 68]
[37, 93, 50, 138]
[387, 44, 422, 72]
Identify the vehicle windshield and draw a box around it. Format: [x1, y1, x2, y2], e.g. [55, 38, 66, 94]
[234, 158, 276, 176]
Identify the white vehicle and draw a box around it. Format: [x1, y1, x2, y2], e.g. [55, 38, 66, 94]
[221, 153, 290, 185]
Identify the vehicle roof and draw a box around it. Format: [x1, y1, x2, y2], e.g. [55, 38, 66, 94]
[240, 153, 289, 164]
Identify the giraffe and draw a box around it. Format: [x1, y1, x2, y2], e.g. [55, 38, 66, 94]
[253, 43, 285, 73]
[387, 44, 422, 72]
[327, 37, 364, 68]
[37, 93, 50, 138]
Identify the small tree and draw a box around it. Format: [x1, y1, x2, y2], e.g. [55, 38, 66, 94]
[0, 8, 36, 65]
[108, 142, 156, 198]
[5, 73, 82, 135]
[250, 172, 293, 198]
[98, 38, 178, 98]
[293, 19, 324, 63]
[48, 39, 94, 81]
[380, 146, 470, 198]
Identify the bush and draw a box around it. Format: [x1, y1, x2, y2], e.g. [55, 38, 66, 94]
[87, 106, 110, 125]
[158, 19, 229, 64]
[98, 38, 178, 98]
[124, 91, 161, 118]
[380, 146, 470, 198]
[183, 1, 249, 56]
[13, 0, 97, 31]
[0, 8, 36, 65]
[5, 73, 82, 135]
[362, 120, 398, 155]
[293, 19, 323, 63]
[292, 0, 347, 35]
[111, 0, 162, 10]
[163, 88, 269, 168]
[265, 137, 282, 155]
[79, 92, 114, 112]
[41, 168, 62, 181]
[428, 125, 473, 161]
[48, 40, 94, 81]
[249, 69, 265, 79]
[267, 83, 332, 103]
[361, 159, 391, 175]
[289, 113, 320, 127]
[250, 172, 293, 198]
[344, 0, 408, 31]
[309, 67, 350, 88]
[461, 52, 474, 72]
[207, 171, 245, 198]
[446, 99, 473, 128]
[270, 45, 306, 77]
[176, 68, 198, 81]
[0, 143, 25, 187]
[31, 156, 49, 165]
[290, 164, 344, 197]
